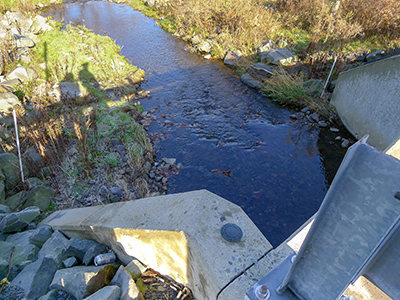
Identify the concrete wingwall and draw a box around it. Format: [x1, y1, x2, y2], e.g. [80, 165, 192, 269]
[331, 55, 400, 151]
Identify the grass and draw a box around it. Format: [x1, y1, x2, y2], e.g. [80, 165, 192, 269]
[0, 0, 61, 15]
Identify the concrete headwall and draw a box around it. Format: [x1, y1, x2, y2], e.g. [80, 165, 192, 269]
[331, 55, 400, 150]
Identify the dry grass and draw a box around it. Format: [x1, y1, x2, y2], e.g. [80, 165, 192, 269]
[165, 0, 280, 57]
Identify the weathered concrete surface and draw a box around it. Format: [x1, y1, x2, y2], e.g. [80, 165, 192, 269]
[331, 55, 400, 151]
[42, 190, 272, 300]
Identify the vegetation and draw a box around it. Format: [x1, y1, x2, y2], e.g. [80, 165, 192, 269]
[0, 0, 61, 15]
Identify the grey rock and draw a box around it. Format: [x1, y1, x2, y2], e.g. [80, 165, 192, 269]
[0, 285, 25, 300]
[310, 112, 320, 122]
[0, 207, 40, 233]
[45, 247, 67, 269]
[26, 177, 44, 190]
[67, 238, 103, 262]
[31, 15, 53, 34]
[12, 34, 35, 48]
[162, 157, 176, 165]
[5, 229, 34, 246]
[318, 121, 328, 128]
[0, 204, 10, 214]
[0, 92, 21, 114]
[10, 257, 58, 299]
[4, 191, 24, 211]
[111, 265, 144, 300]
[83, 285, 121, 300]
[125, 259, 146, 281]
[23, 185, 55, 211]
[0, 181, 4, 204]
[197, 41, 212, 53]
[330, 127, 339, 132]
[29, 224, 54, 247]
[24, 146, 46, 170]
[0, 257, 20, 282]
[261, 48, 296, 65]
[83, 243, 107, 265]
[366, 50, 385, 61]
[52, 81, 89, 101]
[240, 73, 263, 89]
[223, 50, 242, 68]
[99, 185, 110, 202]
[249, 63, 274, 78]
[38, 230, 69, 259]
[0, 240, 38, 270]
[7, 66, 37, 82]
[341, 139, 350, 148]
[303, 79, 324, 97]
[0, 78, 22, 88]
[110, 187, 122, 203]
[301, 107, 310, 113]
[50, 264, 118, 299]
[63, 257, 78, 268]
[39, 289, 77, 300]
[257, 40, 275, 54]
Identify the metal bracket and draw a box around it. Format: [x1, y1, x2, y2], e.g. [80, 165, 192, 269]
[246, 253, 299, 300]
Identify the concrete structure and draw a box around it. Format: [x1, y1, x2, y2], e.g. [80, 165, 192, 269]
[43, 190, 272, 300]
[331, 55, 400, 151]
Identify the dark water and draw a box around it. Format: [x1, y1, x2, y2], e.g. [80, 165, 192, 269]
[45, 0, 346, 246]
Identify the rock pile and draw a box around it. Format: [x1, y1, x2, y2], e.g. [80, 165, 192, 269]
[0, 202, 194, 300]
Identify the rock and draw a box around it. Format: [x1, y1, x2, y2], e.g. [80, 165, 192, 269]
[45, 247, 67, 269]
[257, 40, 274, 54]
[5, 230, 34, 246]
[31, 15, 53, 34]
[223, 50, 242, 68]
[240, 73, 263, 89]
[366, 50, 385, 61]
[191, 34, 202, 45]
[341, 139, 350, 148]
[0, 285, 25, 300]
[204, 54, 211, 59]
[162, 157, 176, 165]
[125, 259, 146, 281]
[303, 79, 324, 97]
[0, 207, 40, 233]
[10, 257, 58, 299]
[29, 224, 54, 247]
[83, 285, 121, 300]
[26, 177, 44, 189]
[23, 185, 55, 211]
[39, 289, 77, 300]
[4, 191, 24, 210]
[249, 63, 274, 78]
[0, 182, 4, 204]
[318, 121, 328, 127]
[111, 265, 144, 300]
[197, 41, 212, 53]
[51, 81, 89, 101]
[67, 238, 105, 262]
[0, 92, 21, 114]
[0, 204, 10, 214]
[38, 230, 69, 259]
[4, 12, 33, 30]
[99, 185, 110, 202]
[330, 127, 339, 132]
[327, 80, 337, 93]
[110, 186, 122, 203]
[63, 256, 78, 268]
[0, 78, 22, 89]
[260, 48, 296, 65]
[50, 264, 118, 299]
[12, 34, 35, 48]
[7, 66, 37, 82]
[83, 243, 108, 266]
[24, 146, 46, 170]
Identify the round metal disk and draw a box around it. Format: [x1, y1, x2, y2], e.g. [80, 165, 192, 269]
[221, 223, 243, 242]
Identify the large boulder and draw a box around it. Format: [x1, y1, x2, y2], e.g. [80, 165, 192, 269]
[0, 92, 21, 114]
[83, 285, 121, 300]
[50, 264, 118, 299]
[66, 238, 106, 263]
[240, 73, 263, 89]
[10, 257, 58, 299]
[5, 185, 54, 211]
[29, 224, 54, 247]
[0, 153, 21, 191]
[38, 230, 69, 259]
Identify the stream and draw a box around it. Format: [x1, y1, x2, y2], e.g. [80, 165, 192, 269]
[45, 0, 347, 247]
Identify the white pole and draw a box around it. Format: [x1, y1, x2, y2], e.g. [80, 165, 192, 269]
[12, 109, 24, 184]
[321, 56, 338, 98]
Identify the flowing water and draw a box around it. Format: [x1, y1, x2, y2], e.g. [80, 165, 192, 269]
[45, 0, 347, 246]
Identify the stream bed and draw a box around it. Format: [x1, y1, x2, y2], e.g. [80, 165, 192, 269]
[45, 0, 348, 246]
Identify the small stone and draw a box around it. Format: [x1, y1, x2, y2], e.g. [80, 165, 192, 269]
[223, 50, 242, 68]
[145, 161, 152, 170]
[329, 127, 339, 132]
[63, 257, 78, 268]
[204, 54, 211, 59]
[318, 121, 328, 127]
[301, 107, 310, 113]
[335, 136, 342, 141]
[162, 157, 176, 165]
[148, 172, 156, 179]
[341, 139, 350, 148]
[310, 112, 320, 122]
[162, 177, 168, 185]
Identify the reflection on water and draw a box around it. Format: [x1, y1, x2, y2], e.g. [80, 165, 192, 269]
[44, 0, 345, 246]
